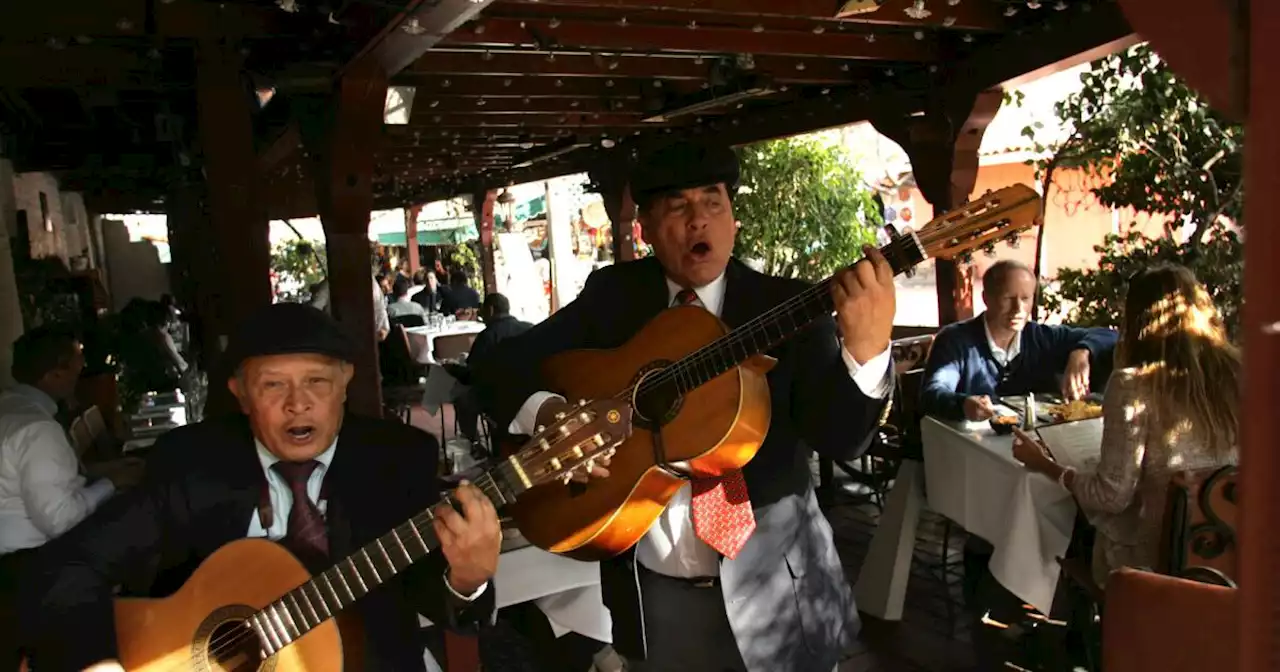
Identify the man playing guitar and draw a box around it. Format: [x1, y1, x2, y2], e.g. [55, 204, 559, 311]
[472, 141, 897, 672]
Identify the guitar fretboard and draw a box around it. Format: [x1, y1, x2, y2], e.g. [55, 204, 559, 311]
[246, 461, 526, 658]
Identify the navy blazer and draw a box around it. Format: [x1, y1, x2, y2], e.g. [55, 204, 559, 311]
[920, 314, 1119, 420]
[472, 257, 889, 672]
[20, 414, 494, 671]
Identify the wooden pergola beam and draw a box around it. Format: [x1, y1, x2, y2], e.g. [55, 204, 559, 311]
[495, 0, 1006, 32]
[404, 49, 866, 84]
[446, 17, 936, 61]
[392, 74, 653, 97]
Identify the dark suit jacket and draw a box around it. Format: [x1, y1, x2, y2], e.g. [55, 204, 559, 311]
[438, 284, 481, 316]
[19, 414, 495, 671]
[468, 315, 533, 371]
[472, 257, 889, 672]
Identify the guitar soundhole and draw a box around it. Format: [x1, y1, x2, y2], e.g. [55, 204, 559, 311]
[630, 362, 683, 429]
[192, 605, 276, 672]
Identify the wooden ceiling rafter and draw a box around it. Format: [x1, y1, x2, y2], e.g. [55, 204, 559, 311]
[444, 16, 937, 61]
[492, 0, 1008, 32]
[402, 48, 872, 85]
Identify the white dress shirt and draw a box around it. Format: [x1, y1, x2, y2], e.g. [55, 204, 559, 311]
[510, 272, 893, 578]
[0, 385, 115, 555]
[246, 438, 485, 601]
[983, 319, 1022, 367]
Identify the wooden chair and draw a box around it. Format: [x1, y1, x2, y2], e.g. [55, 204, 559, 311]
[433, 333, 478, 363]
[1101, 568, 1237, 672]
[1159, 464, 1239, 586]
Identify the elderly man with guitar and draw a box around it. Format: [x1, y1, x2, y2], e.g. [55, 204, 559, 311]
[20, 303, 502, 671]
[473, 141, 898, 672]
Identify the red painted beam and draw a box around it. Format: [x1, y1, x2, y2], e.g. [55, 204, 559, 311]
[493, 0, 1005, 31]
[445, 17, 936, 61]
[342, 0, 498, 79]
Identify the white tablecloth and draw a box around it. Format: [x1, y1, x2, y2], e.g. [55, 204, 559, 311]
[921, 415, 1103, 614]
[418, 545, 611, 641]
[405, 321, 486, 364]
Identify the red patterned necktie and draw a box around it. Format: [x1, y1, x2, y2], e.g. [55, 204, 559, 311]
[673, 288, 699, 306]
[691, 471, 756, 559]
[272, 460, 330, 564]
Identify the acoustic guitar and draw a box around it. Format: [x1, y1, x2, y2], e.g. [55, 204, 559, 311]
[106, 399, 633, 671]
[508, 185, 1044, 561]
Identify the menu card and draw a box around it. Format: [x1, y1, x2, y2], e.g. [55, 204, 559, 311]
[1036, 417, 1104, 472]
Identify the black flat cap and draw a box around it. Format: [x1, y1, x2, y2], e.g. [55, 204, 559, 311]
[225, 302, 356, 375]
[629, 141, 740, 210]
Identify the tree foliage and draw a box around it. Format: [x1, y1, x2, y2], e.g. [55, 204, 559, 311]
[733, 137, 881, 282]
[1020, 43, 1245, 334]
[1040, 224, 1243, 340]
[1021, 44, 1245, 246]
[271, 239, 327, 303]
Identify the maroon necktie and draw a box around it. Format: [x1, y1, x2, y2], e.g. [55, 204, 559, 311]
[272, 460, 329, 563]
[671, 287, 758, 557]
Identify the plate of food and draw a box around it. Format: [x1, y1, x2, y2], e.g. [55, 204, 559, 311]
[1043, 399, 1104, 423]
[989, 414, 1021, 435]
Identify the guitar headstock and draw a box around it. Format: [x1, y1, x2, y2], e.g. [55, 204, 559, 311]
[912, 184, 1041, 263]
[504, 399, 634, 492]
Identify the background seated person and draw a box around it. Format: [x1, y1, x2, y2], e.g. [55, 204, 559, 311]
[388, 276, 428, 320]
[438, 269, 482, 318]
[452, 293, 531, 443]
[921, 260, 1118, 421]
[1013, 264, 1239, 585]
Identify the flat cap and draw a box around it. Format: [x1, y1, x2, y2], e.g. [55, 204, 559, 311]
[225, 302, 356, 374]
[629, 141, 740, 209]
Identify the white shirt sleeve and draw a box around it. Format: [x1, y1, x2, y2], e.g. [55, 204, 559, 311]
[372, 277, 390, 337]
[839, 340, 894, 399]
[443, 572, 489, 602]
[17, 420, 115, 539]
[508, 391, 566, 436]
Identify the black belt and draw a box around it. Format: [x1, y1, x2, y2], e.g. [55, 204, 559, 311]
[638, 562, 720, 589]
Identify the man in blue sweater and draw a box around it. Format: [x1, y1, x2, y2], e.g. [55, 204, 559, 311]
[921, 260, 1118, 421]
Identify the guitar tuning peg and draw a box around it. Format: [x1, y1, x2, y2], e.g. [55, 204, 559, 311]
[555, 412, 566, 420]
[592, 434, 606, 446]
[535, 425, 546, 433]
[577, 399, 588, 406]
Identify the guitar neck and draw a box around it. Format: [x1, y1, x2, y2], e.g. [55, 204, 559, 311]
[664, 232, 927, 396]
[247, 465, 527, 657]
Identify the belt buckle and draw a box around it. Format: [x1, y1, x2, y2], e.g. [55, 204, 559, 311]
[692, 578, 717, 589]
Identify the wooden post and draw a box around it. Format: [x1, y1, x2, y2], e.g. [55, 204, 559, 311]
[872, 88, 1003, 325]
[472, 190, 498, 295]
[588, 162, 637, 263]
[405, 204, 422, 275]
[196, 40, 273, 415]
[302, 64, 387, 418]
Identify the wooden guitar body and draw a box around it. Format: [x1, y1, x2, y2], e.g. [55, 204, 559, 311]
[509, 306, 774, 561]
[113, 539, 355, 671]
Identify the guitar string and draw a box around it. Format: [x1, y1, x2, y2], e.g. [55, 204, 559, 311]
[624, 223, 970, 401]
[191, 220, 997, 666]
[189, 474, 512, 668]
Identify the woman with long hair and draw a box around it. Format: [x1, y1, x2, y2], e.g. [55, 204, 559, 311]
[1013, 264, 1240, 584]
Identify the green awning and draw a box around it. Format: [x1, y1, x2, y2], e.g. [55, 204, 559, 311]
[378, 224, 478, 246]
[496, 194, 546, 228]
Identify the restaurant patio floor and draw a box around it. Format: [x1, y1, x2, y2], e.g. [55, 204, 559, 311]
[413, 404, 978, 672]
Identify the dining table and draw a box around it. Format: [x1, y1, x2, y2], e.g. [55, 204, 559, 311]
[854, 410, 1104, 619]
[405, 320, 487, 365]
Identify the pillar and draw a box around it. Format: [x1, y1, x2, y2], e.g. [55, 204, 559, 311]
[196, 40, 272, 330]
[471, 191, 497, 295]
[588, 162, 637, 263]
[0, 157, 23, 387]
[872, 88, 1003, 325]
[301, 65, 387, 418]
[404, 204, 422, 275]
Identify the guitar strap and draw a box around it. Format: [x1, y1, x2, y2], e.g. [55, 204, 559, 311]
[257, 467, 335, 530]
